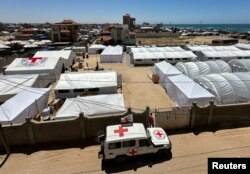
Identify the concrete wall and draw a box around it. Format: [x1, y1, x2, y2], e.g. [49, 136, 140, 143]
[0, 108, 149, 147]
[136, 32, 179, 38]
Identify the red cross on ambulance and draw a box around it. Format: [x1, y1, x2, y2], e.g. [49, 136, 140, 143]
[114, 126, 128, 137]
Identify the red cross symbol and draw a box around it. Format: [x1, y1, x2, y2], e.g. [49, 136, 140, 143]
[129, 148, 137, 156]
[114, 126, 128, 137]
[155, 130, 163, 138]
[28, 57, 43, 63]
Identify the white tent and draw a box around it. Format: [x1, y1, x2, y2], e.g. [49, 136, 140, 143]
[100, 46, 123, 63]
[228, 59, 250, 72]
[34, 50, 76, 67]
[54, 71, 118, 98]
[194, 73, 250, 105]
[24, 44, 39, 48]
[0, 88, 50, 125]
[5, 57, 63, 86]
[153, 61, 182, 86]
[234, 43, 250, 50]
[200, 50, 250, 61]
[88, 44, 106, 54]
[55, 94, 126, 118]
[186, 45, 241, 52]
[176, 60, 232, 79]
[0, 74, 40, 103]
[131, 46, 185, 53]
[132, 51, 197, 65]
[165, 74, 215, 106]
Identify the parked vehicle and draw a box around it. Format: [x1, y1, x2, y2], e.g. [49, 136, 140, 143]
[98, 123, 172, 162]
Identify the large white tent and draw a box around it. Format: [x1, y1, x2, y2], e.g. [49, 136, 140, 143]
[234, 43, 250, 50]
[176, 60, 232, 79]
[228, 59, 250, 72]
[200, 50, 250, 61]
[5, 57, 64, 86]
[55, 94, 126, 119]
[186, 45, 241, 52]
[34, 50, 76, 68]
[88, 44, 106, 54]
[194, 73, 250, 105]
[0, 88, 50, 125]
[54, 71, 118, 98]
[165, 74, 215, 106]
[153, 61, 182, 86]
[0, 74, 40, 103]
[132, 51, 197, 65]
[131, 46, 185, 53]
[100, 46, 123, 63]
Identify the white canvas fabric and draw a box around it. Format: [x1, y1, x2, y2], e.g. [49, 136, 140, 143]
[187, 45, 241, 52]
[0, 88, 50, 125]
[228, 59, 250, 72]
[0, 74, 40, 102]
[131, 46, 185, 53]
[88, 44, 106, 54]
[176, 60, 232, 79]
[201, 50, 249, 61]
[235, 43, 250, 50]
[153, 61, 182, 86]
[5, 57, 63, 84]
[100, 46, 123, 63]
[34, 50, 75, 67]
[55, 94, 126, 118]
[55, 71, 117, 90]
[165, 74, 215, 106]
[132, 51, 197, 60]
[194, 72, 250, 105]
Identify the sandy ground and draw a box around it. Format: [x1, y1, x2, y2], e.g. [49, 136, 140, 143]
[79, 54, 175, 111]
[1, 127, 250, 174]
[137, 36, 249, 45]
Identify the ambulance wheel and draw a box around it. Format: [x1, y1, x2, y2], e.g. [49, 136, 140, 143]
[115, 155, 128, 163]
[157, 149, 168, 158]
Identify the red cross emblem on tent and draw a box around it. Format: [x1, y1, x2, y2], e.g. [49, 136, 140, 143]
[28, 57, 43, 63]
[114, 126, 128, 137]
[129, 148, 137, 156]
[154, 130, 165, 139]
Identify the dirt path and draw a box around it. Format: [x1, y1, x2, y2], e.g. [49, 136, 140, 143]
[1, 127, 250, 174]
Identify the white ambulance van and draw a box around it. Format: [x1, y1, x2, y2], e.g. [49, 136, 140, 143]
[98, 123, 172, 162]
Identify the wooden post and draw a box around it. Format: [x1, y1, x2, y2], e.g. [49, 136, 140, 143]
[79, 112, 86, 140]
[26, 117, 35, 145]
[146, 106, 150, 127]
[0, 124, 10, 154]
[190, 102, 197, 129]
[208, 101, 215, 126]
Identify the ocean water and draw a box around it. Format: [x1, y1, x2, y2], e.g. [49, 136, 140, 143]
[163, 24, 250, 33]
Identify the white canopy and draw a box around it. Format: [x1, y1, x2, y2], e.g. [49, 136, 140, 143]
[176, 60, 232, 79]
[5, 57, 63, 85]
[34, 50, 76, 67]
[88, 44, 106, 54]
[194, 73, 250, 105]
[55, 71, 117, 90]
[234, 43, 250, 50]
[0, 74, 40, 102]
[153, 61, 182, 86]
[24, 44, 38, 48]
[0, 88, 50, 125]
[133, 51, 197, 60]
[228, 59, 250, 72]
[55, 94, 126, 118]
[131, 46, 185, 53]
[165, 74, 215, 106]
[187, 45, 241, 52]
[0, 43, 10, 49]
[100, 46, 123, 63]
[54, 71, 118, 98]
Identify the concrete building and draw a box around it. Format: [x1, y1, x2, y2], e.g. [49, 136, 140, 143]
[111, 25, 136, 45]
[123, 14, 135, 30]
[51, 20, 79, 42]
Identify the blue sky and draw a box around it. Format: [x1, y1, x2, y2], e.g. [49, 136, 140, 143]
[0, 0, 250, 24]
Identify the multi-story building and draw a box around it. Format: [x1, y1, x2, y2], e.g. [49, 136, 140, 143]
[123, 14, 135, 30]
[51, 20, 79, 42]
[111, 24, 136, 45]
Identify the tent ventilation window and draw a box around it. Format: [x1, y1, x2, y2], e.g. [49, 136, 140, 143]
[58, 90, 70, 93]
[74, 89, 85, 93]
[89, 88, 100, 92]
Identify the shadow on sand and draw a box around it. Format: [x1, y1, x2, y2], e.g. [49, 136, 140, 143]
[102, 152, 172, 173]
